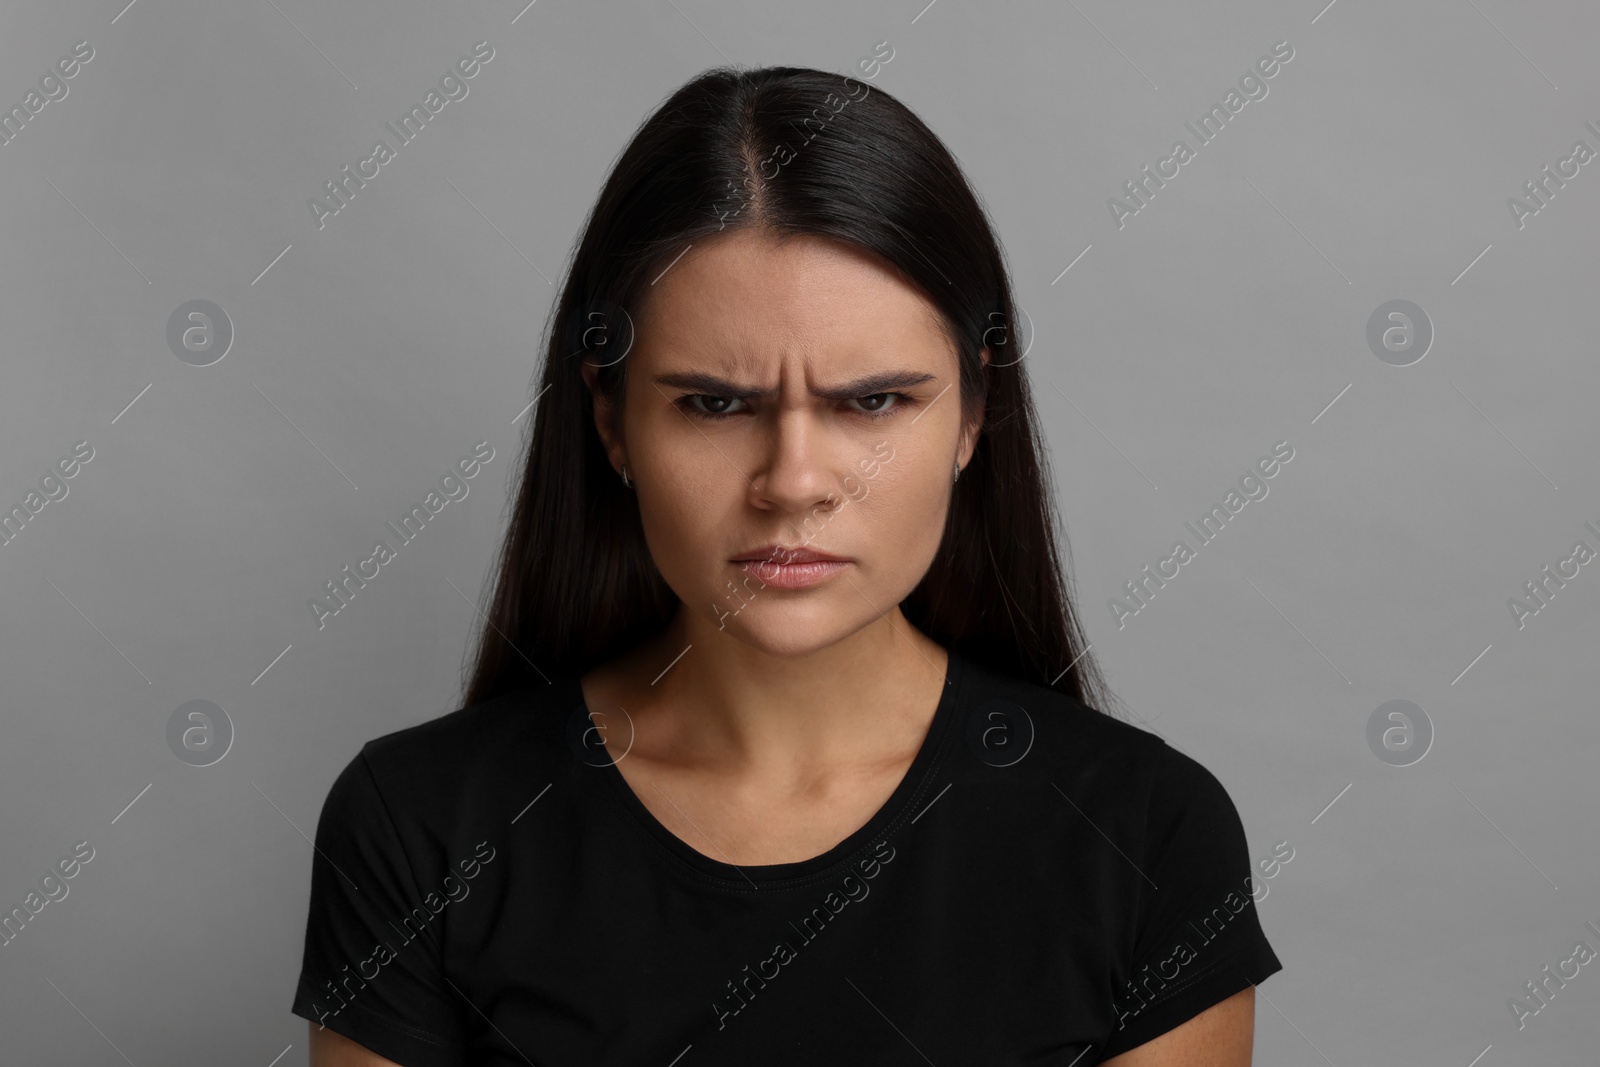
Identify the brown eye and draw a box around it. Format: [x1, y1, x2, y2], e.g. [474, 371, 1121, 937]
[679, 394, 746, 420]
[845, 393, 909, 418]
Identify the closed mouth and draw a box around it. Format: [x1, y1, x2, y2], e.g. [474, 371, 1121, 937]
[730, 545, 848, 565]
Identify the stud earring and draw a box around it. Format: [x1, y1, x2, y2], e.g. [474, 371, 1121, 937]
[953, 461, 961, 484]
[620, 464, 632, 489]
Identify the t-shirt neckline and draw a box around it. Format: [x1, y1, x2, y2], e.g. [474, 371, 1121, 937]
[565, 647, 970, 889]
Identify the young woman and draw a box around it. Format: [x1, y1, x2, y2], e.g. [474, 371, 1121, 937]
[293, 64, 1282, 1066]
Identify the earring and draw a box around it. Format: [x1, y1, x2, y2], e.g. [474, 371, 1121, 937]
[620, 464, 632, 489]
[953, 461, 961, 484]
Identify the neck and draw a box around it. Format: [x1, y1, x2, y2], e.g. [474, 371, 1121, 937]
[592, 606, 950, 783]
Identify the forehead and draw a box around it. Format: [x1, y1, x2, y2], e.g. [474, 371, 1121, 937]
[634, 229, 953, 369]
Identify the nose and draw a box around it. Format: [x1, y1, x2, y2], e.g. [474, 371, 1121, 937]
[747, 407, 844, 519]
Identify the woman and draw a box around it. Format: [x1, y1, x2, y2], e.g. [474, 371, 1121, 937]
[293, 64, 1282, 1065]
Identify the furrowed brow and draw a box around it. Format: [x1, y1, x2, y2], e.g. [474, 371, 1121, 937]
[653, 370, 937, 402]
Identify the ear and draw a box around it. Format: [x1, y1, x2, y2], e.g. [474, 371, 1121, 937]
[958, 347, 991, 469]
[579, 358, 627, 474]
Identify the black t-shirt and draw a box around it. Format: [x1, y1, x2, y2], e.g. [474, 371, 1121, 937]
[291, 648, 1283, 1065]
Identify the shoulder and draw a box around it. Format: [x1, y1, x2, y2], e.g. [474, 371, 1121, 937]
[950, 653, 1247, 852]
[320, 679, 581, 835]
[953, 651, 1170, 783]
[361, 681, 560, 763]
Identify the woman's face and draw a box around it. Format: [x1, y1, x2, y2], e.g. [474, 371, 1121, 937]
[583, 227, 984, 657]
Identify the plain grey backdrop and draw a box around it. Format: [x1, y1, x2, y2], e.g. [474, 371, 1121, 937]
[2, 0, 1597, 1062]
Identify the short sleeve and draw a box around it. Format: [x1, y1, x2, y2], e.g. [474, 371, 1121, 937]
[1097, 741, 1284, 1061]
[289, 749, 468, 1066]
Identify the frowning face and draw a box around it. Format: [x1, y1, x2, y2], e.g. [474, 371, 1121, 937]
[582, 227, 984, 658]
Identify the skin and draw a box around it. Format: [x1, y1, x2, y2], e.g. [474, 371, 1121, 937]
[308, 226, 1255, 1065]
[309, 1027, 401, 1066]
[1100, 987, 1256, 1066]
[575, 226, 983, 867]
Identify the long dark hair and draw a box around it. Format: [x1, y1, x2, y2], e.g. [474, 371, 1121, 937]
[459, 65, 1124, 721]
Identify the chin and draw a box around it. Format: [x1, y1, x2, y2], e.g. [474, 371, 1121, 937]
[709, 606, 854, 658]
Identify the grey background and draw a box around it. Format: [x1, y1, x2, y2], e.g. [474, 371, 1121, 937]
[2, 0, 1596, 1062]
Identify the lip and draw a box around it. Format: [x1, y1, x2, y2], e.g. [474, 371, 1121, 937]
[730, 544, 849, 564]
[734, 558, 851, 589]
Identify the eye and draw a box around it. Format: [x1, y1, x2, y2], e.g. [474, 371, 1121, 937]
[844, 393, 911, 419]
[677, 394, 747, 420]
[674, 391, 916, 421]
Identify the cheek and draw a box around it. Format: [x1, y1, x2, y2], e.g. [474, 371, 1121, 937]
[629, 410, 719, 540]
[638, 481, 713, 550]
[847, 462, 949, 571]
[633, 467, 742, 592]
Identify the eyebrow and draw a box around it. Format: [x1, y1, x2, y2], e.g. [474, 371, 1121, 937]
[652, 369, 938, 402]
